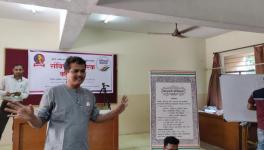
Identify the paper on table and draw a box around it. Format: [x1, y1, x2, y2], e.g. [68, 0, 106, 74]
[99, 109, 111, 114]
[2, 95, 23, 101]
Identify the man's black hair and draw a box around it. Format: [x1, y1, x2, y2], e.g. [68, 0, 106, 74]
[64, 56, 86, 70]
[13, 64, 24, 68]
[164, 136, 179, 147]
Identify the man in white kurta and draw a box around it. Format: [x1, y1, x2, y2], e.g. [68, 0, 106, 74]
[0, 64, 29, 140]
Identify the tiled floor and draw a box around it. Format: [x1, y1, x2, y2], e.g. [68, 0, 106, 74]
[0, 144, 11, 150]
[120, 133, 150, 150]
[200, 142, 224, 150]
[0, 133, 224, 150]
[119, 133, 224, 150]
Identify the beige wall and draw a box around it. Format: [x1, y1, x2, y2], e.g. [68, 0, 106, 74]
[205, 31, 264, 88]
[0, 19, 207, 145]
[0, 18, 60, 77]
[0, 18, 60, 145]
[73, 27, 207, 134]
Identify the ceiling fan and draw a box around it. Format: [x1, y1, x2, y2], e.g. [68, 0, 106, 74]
[148, 23, 199, 38]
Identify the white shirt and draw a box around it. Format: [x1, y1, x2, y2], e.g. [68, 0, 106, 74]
[0, 75, 29, 101]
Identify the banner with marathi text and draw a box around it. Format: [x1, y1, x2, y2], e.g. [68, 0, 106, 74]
[150, 71, 199, 149]
[28, 50, 113, 94]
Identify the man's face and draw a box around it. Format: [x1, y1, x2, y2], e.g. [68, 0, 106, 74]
[163, 143, 178, 150]
[12, 65, 24, 79]
[66, 63, 86, 88]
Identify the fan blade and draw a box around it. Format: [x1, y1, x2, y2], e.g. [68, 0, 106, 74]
[173, 34, 187, 38]
[179, 26, 199, 34]
[148, 32, 172, 35]
[178, 35, 187, 38]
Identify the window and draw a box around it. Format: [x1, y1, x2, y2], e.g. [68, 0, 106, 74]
[221, 49, 255, 75]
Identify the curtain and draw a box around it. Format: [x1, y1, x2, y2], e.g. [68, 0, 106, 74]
[254, 45, 264, 74]
[207, 53, 222, 109]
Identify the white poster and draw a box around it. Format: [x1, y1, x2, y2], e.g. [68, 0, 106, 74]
[150, 71, 199, 149]
[155, 82, 193, 139]
[28, 50, 113, 94]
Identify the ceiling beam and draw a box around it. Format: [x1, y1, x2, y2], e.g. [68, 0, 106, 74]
[0, 0, 100, 50]
[58, 0, 100, 49]
[59, 11, 88, 50]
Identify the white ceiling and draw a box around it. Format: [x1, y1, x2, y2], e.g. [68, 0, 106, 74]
[0, 0, 262, 49]
[87, 13, 228, 38]
[0, 1, 61, 23]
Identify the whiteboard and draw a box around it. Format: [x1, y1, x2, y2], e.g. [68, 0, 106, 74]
[220, 74, 264, 122]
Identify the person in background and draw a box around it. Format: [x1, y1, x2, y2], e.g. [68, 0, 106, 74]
[5, 56, 128, 150]
[248, 88, 264, 150]
[163, 136, 180, 150]
[0, 64, 29, 140]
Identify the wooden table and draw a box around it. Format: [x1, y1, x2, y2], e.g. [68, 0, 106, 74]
[199, 112, 241, 150]
[13, 117, 118, 150]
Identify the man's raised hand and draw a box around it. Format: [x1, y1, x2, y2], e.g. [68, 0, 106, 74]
[5, 102, 34, 121]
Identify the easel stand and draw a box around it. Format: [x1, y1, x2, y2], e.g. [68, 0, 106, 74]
[99, 83, 111, 110]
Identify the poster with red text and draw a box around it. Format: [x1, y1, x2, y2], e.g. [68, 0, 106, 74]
[28, 50, 113, 94]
